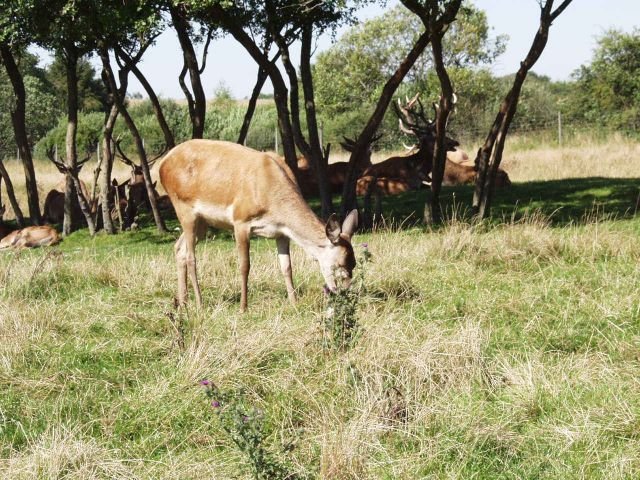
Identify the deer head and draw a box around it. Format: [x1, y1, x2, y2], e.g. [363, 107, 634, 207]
[394, 93, 459, 173]
[321, 210, 358, 291]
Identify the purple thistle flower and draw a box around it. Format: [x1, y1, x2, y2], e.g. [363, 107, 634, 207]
[323, 285, 331, 296]
[361, 242, 369, 249]
[211, 400, 221, 408]
[199, 379, 211, 386]
[242, 415, 250, 423]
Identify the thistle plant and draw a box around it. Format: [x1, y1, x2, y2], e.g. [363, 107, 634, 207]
[199, 380, 294, 480]
[323, 243, 371, 351]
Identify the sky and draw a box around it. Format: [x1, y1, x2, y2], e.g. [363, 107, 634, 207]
[94, 0, 640, 99]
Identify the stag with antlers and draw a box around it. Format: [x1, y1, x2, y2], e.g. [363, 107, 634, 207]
[112, 138, 167, 229]
[45, 142, 100, 235]
[355, 93, 459, 227]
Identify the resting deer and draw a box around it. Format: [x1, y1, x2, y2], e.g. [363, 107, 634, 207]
[294, 136, 380, 198]
[160, 140, 358, 312]
[0, 226, 61, 249]
[444, 149, 512, 187]
[357, 94, 460, 225]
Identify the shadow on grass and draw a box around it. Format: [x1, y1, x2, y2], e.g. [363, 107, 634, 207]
[316, 177, 640, 228]
[11, 177, 638, 250]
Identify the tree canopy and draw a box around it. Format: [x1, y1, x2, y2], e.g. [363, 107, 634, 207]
[567, 28, 640, 127]
[313, 1, 507, 117]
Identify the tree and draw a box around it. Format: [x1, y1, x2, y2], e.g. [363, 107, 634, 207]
[0, 3, 46, 224]
[473, 0, 575, 219]
[29, 0, 103, 235]
[314, 2, 506, 117]
[167, 0, 214, 139]
[403, 0, 463, 225]
[45, 55, 108, 113]
[0, 53, 59, 158]
[97, 3, 169, 234]
[339, 0, 466, 216]
[567, 29, 640, 128]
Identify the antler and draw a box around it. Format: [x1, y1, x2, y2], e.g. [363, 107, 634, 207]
[340, 134, 382, 152]
[147, 144, 169, 167]
[45, 142, 95, 184]
[340, 136, 356, 152]
[394, 93, 434, 138]
[114, 136, 136, 168]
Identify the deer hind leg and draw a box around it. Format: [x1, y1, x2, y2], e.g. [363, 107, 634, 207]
[174, 233, 189, 307]
[234, 224, 251, 313]
[276, 236, 296, 305]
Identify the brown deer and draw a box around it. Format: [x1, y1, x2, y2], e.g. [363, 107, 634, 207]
[356, 176, 414, 196]
[295, 136, 380, 198]
[159, 140, 358, 312]
[359, 95, 458, 188]
[43, 178, 95, 225]
[444, 149, 511, 187]
[0, 226, 61, 249]
[357, 94, 459, 225]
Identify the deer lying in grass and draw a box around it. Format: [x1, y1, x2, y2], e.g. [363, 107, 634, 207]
[160, 140, 358, 312]
[444, 149, 511, 187]
[0, 226, 61, 249]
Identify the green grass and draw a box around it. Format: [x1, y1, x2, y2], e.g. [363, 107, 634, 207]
[1, 179, 640, 478]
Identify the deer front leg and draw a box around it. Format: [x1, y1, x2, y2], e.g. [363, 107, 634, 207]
[175, 222, 203, 308]
[234, 224, 251, 313]
[276, 236, 296, 305]
[187, 220, 207, 308]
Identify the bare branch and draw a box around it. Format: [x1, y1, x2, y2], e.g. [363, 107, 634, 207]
[551, 0, 574, 21]
[198, 27, 215, 75]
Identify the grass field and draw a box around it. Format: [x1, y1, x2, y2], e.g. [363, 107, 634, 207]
[1, 136, 640, 479]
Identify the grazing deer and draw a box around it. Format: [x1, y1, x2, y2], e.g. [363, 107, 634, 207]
[0, 226, 61, 249]
[160, 140, 358, 312]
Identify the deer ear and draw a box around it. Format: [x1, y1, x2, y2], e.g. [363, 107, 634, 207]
[341, 209, 358, 240]
[325, 214, 342, 244]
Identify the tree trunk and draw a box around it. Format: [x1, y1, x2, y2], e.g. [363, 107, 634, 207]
[237, 66, 268, 145]
[211, 6, 299, 173]
[473, 0, 574, 219]
[0, 159, 25, 227]
[64, 47, 79, 236]
[170, 4, 206, 139]
[275, 36, 312, 161]
[300, 25, 333, 218]
[100, 104, 119, 234]
[427, 27, 458, 225]
[0, 45, 41, 225]
[117, 48, 175, 149]
[100, 48, 168, 234]
[340, 29, 432, 216]
[70, 173, 96, 235]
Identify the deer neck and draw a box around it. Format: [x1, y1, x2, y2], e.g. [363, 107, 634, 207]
[277, 206, 331, 259]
